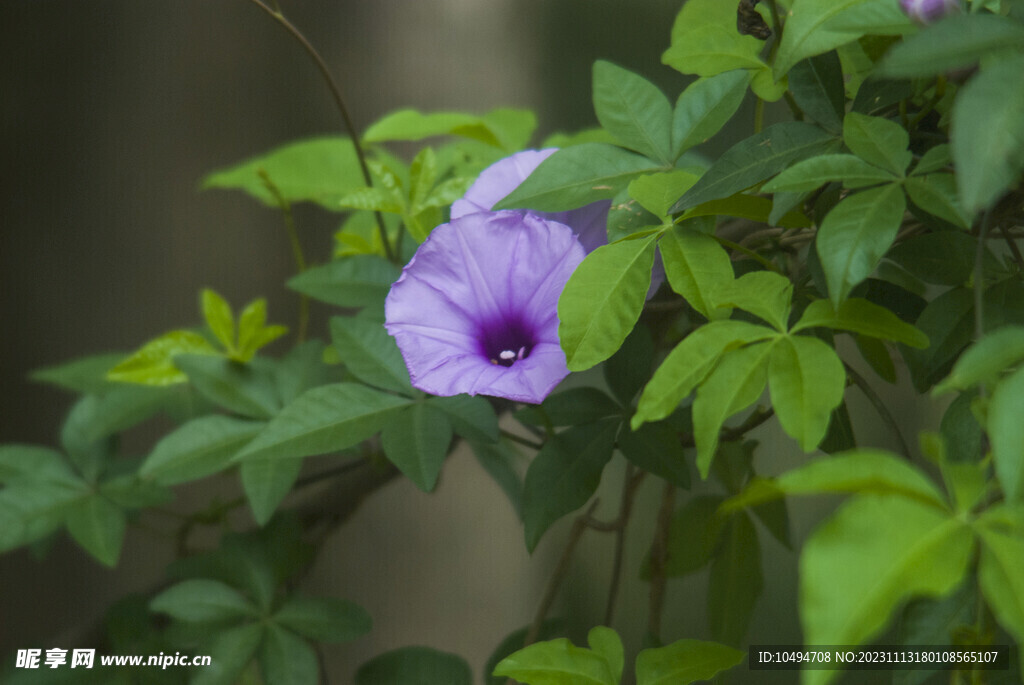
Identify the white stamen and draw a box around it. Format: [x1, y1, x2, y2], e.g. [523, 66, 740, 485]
[499, 350, 516, 360]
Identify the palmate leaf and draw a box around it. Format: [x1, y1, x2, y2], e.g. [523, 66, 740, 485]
[658, 224, 733, 321]
[761, 154, 897, 192]
[150, 578, 259, 623]
[241, 456, 304, 526]
[787, 51, 845, 134]
[792, 298, 928, 348]
[330, 315, 414, 396]
[357, 647, 473, 685]
[380, 403, 453, 492]
[635, 639, 744, 685]
[287, 256, 400, 309]
[192, 624, 264, 685]
[714, 271, 793, 332]
[976, 511, 1024, 673]
[843, 112, 911, 176]
[175, 355, 281, 420]
[935, 326, 1024, 394]
[259, 624, 319, 685]
[141, 415, 265, 486]
[273, 596, 371, 643]
[709, 512, 763, 646]
[592, 61, 673, 164]
[65, 494, 126, 568]
[492, 627, 620, 685]
[768, 335, 846, 452]
[878, 13, 1024, 79]
[988, 365, 1024, 503]
[671, 70, 750, 158]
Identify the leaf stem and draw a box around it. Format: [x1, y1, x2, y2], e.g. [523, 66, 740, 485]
[500, 429, 544, 451]
[244, 0, 395, 262]
[712, 234, 784, 274]
[259, 169, 309, 343]
[603, 466, 645, 626]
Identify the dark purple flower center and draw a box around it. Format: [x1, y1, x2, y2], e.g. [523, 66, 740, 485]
[478, 317, 536, 367]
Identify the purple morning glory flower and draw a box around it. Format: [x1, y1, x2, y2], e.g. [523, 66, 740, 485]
[899, 0, 960, 22]
[385, 211, 586, 403]
[451, 148, 610, 253]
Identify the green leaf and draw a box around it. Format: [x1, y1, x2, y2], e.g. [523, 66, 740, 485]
[904, 175, 970, 229]
[885, 231, 980, 287]
[494, 143, 661, 213]
[202, 289, 235, 353]
[895, 580, 976, 685]
[60, 397, 114, 482]
[936, 326, 1024, 394]
[762, 154, 897, 192]
[175, 355, 281, 420]
[481, 108, 538, 152]
[363, 109, 502, 148]
[141, 415, 264, 486]
[592, 61, 673, 164]
[381, 403, 453, 492]
[522, 420, 618, 552]
[74, 386, 172, 441]
[429, 395, 499, 443]
[618, 421, 691, 489]
[709, 513, 762, 645]
[492, 637, 616, 685]
[635, 639, 744, 685]
[856, 333, 897, 383]
[191, 624, 264, 685]
[107, 331, 220, 386]
[878, 13, 1024, 79]
[816, 184, 906, 306]
[203, 137, 363, 210]
[683, 193, 812, 228]
[800, 495, 974, 684]
[31, 353, 124, 395]
[149, 579, 258, 622]
[693, 341, 775, 478]
[237, 383, 411, 462]
[484, 621, 566, 685]
[670, 122, 840, 213]
[940, 391, 984, 466]
[357, 647, 473, 685]
[658, 225, 734, 321]
[902, 287, 976, 392]
[714, 271, 793, 331]
[470, 439, 524, 518]
[587, 627, 623, 684]
[408, 147, 438, 210]
[603, 324, 654, 407]
[558, 235, 656, 371]
[792, 297, 928, 347]
[628, 171, 700, 218]
[977, 522, 1024, 664]
[843, 112, 911, 176]
[989, 365, 1024, 502]
[335, 186, 404, 215]
[788, 52, 846, 133]
[274, 596, 370, 643]
[240, 456, 304, 525]
[66, 495, 126, 567]
[287, 256, 400, 309]
[671, 70, 750, 158]
[634, 321, 778, 428]
[768, 335, 846, 452]
[330, 316, 413, 396]
[725, 449, 948, 511]
[0, 445, 73, 484]
[516, 388, 623, 429]
[98, 474, 172, 510]
[912, 144, 951, 177]
[951, 53, 1024, 217]
[259, 624, 318, 685]
[774, 0, 914, 78]
[649, 495, 726, 578]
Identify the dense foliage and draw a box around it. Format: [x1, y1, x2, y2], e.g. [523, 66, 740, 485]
[4, 0, 1024, 683]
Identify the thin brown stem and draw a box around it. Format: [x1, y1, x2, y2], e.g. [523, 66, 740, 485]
[259, 170, 309, 343]
[603, 466, 645, 626]
[245, 0, 395, 262]
[845, 362, 912, 457]
[647, 481, 676, 642]
[999, 223, 1024, 272]
[500, 429, 544, 451]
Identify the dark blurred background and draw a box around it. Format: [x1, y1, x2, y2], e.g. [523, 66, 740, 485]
[0, 2, 882, 683]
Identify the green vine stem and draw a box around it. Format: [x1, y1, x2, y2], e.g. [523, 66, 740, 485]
[245, 0, 395, 262]
[259, 169, 309, 343]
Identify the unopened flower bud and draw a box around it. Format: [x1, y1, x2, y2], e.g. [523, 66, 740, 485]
[900, 0, 960, 23]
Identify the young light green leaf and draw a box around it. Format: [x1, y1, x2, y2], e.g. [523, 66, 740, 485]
[240, 456, 303, 526]
[592, 61, 673, 164]
[107, 331, 220, 386]
[635, 639, 744, 685]
[951, 53, 1024, 217]
[671, 70, 750, 158]
[905, 175, 969, 229]
[202, 289, 235, 353]
[495, 143, 661, 213]
[236, 383, 412, 462]
[381, 403, 453, 492]
[816, 184, 906, 306]
[792, 298, 928, 347]
[618, 421, 691, 489]
[800, 495, 973, 685]
[878, 13, 1024, 79]
[150, 579, 258, 623]
[628, 171, 700, 218]
[671, 122, 840, 213]
[357, 647, 473, 685]
[633, 321, 778, 428]
[492, 637, 616, 685]
[843, 112, 911, 176]
[709, 513, 763, 645]
[66, 495, 126, 568]
[587, 627, 623, 684]
[768, 336, 846, 452]
[522, 420, 618, 552]
[235, 298, 287, 362]
[203, 137, 364, 210]
[141, 415, 264, 485]
[482, 108, 538, 152]
[988, 365, 1024, 503]
[723, 449, 948, 512]
[661, 0, 772, 84]
[287, 256, 400, 308]
[693, 341, 775, 478]
[174, 355, 281, 419]
[658, 225, 734, 320]
[935, 326, 1024, 394]
[788, 52, 846, 133]
[274, 596, 371, 643]
[363, 109, 500, 147]
[408, 147, 438, 210]
[762, 154, 897, 192]
[330, 316, 414, 396]
[773, 0, 914, 78]
[714, 271, 793, 331]
[335, 186, 405, 214]
[259, 624, 318, 685]
[558, 235, 656, 371]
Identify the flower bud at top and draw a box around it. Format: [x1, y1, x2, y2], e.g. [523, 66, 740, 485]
[900, 0, 960, 23]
